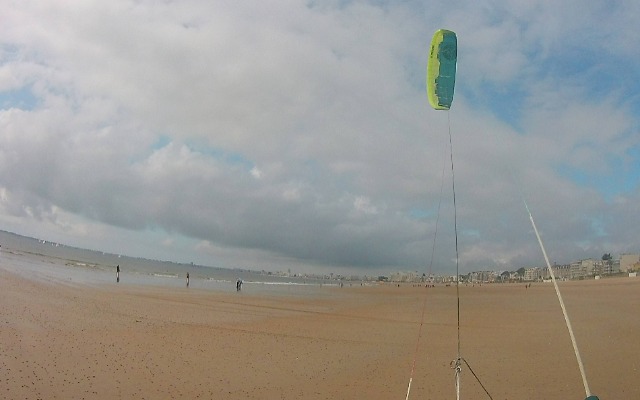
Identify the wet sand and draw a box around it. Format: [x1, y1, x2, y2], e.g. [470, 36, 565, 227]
[1, 264, 638, 399]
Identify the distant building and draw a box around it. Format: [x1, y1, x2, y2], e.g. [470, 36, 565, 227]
[592, 259, 604, 276]
[570, 259, 599, 279]
[389, 271, 419, 283]
[524, 267, 543, 281]
[620, 254, 640, 272]
[546, 264, 571, 280]
[470, 270, 496, 283]
[612, 259, 621, 274]
[583, 259, 597, 277]
[570, 261, 584, 279]
[601, 259, 620, 275]
[433, 275, 457, 284]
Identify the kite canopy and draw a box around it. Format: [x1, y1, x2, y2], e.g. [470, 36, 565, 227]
[427, 29, 457, 110]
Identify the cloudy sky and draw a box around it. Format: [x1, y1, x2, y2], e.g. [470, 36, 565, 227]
[1, 0, 638, 275]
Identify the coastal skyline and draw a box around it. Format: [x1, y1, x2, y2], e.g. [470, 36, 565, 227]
[1, 1, 639, 275]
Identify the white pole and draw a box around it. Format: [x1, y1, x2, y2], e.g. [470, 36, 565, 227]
[525, 201, 591, 398]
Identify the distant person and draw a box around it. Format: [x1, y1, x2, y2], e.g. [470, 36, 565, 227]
[236, 279, 242, 291]
[116, 265, 120, 283]
[186, 272, 190, 288]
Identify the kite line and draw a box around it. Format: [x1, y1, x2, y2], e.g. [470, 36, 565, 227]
[407, 27, 459, 399]
[422, 25, 597, 400]
[404, 121, 448, 400]
[447, 110, 463, 400]
[523, 199, 593, 398]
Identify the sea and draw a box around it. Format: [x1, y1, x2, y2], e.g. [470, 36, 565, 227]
[0, 230, 336, 295]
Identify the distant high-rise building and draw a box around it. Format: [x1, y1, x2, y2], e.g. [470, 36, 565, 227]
[620, 254, 640, 272]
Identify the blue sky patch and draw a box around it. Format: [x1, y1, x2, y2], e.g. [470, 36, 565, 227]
[463, 82, 526, 132]
[0, 86, 39, 111]
[556, 155, 640, 201]
[185, 140, 255, 171]
[151, 135, 173, 151]
[408, 207, 434, 220]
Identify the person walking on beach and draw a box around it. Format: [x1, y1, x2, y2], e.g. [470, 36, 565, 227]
[186, 272, 190, 288]
[116, 265, 120, 283]
[236, 279, 242, 291]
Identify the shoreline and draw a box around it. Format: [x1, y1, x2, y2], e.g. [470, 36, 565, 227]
[2, 251, 639, 399]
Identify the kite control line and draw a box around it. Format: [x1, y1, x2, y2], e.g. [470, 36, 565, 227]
[424, 28, 496, 400]
[446, 111, 463, 400]
[408, 27, 458, 399]
[523, 200, 594, 399]
[404, 125, 448, 400]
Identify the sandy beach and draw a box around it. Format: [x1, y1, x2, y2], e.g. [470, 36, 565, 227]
[1, 261, 639, 400]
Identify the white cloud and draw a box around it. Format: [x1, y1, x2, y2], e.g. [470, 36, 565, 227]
[250, 167, 263, 179]
[1, 0, 639, 274]
[353, 196, 378, 215]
